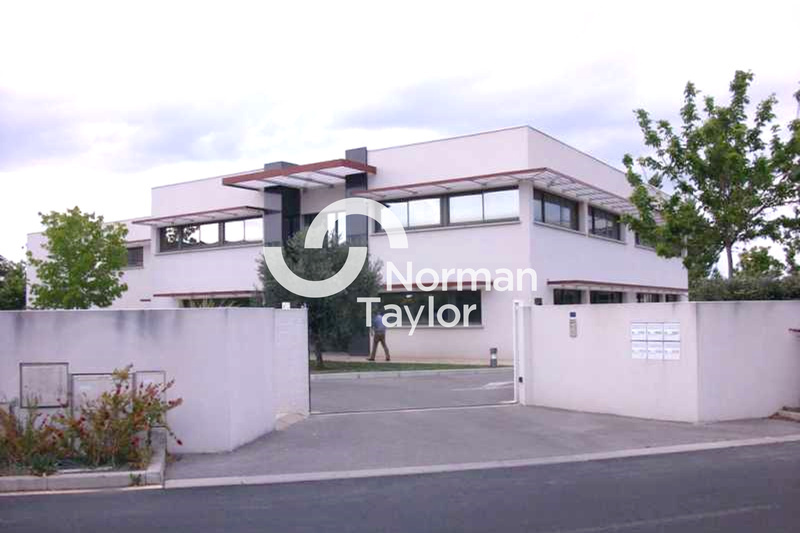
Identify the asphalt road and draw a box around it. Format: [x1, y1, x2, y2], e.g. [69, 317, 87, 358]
[4, 442, 800, 532]
[310, 369, 515, 413]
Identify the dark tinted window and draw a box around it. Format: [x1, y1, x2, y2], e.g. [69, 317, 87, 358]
[589, 207, 621, 240]
[554, 289, 582, 305]
[534, 190, 579, 230]
[589, 290, 623, 304]
[126, 247, 144, 267]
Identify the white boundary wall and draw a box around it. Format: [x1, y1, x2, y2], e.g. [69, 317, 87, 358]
[0, 308, 309, 453]
[522, 301, 800, 422]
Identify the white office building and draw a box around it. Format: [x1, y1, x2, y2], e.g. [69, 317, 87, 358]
[27, 126, 688, 361]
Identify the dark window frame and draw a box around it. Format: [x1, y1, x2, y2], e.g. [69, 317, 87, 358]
[636, 292, 662, 303]
[589, 290, 624, 304]
[533, 189, 579, 230]
[553, 288, 582, 305]
[158, 215, 263, 253]
[125, 246, 144, 268]
[588, 206, 622, 241]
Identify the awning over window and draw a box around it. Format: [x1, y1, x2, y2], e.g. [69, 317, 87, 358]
[548, 279, 688, 294]
[133, 206, 269, 228]
[221, 159, 376, 190]
[353, 167, 641, 215]
[152, 290, 257, 300]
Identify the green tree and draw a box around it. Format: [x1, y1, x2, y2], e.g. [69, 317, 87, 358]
[623, 71, 800, 280]
[736, 246, 785, 279]
[0, 256, 26, 310]
[27, 207, 129, 309]
[258, 229, 382, 369]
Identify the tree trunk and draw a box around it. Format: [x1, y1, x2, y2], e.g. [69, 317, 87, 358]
[725, 243, 735, 278]
[314, 337, 324, 370]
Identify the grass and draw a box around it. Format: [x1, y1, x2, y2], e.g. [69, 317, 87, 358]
[309, 360, 502, 373]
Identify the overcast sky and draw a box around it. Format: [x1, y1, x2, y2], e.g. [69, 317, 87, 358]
[1, 0, 797, 261]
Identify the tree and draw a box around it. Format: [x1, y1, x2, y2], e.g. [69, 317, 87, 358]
[623, 71, 800, 279]
[258, 229, 382, 369]
[736, 246, 785, 279]
[0, 256, 26, 310]
[27, 207, 129, 309]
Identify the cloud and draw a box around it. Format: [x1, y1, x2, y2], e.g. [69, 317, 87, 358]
[0, 91, 277, 172]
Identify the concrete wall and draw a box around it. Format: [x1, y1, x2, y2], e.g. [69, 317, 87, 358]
[524, 303, 700, 422]
[522, 301, 800, 422]
[696, 301, 800, 421]
[151, 176, 264, 217]
[0, 308, 309, 453]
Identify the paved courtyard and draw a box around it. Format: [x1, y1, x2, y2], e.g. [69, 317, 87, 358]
[310, 368, 515, 413]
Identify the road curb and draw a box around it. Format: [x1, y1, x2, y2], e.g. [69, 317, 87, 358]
[164, 433, 800, 490]
[310, 367, 511, 381]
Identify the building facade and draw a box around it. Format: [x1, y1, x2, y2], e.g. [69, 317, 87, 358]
[27, 126, 688, 361]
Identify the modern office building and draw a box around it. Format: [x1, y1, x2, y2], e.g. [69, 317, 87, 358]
[27, 126, 688, 361]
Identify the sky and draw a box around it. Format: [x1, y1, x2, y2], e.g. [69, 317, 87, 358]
[1, 0, 798, 262]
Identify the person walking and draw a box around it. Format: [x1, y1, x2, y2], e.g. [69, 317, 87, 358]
[368, 309, 390, 361]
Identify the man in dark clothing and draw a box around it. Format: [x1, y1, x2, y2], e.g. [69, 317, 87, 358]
[367, 310, 390, 361]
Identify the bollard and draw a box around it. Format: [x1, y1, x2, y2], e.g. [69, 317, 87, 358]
[489, 347, 498, 367]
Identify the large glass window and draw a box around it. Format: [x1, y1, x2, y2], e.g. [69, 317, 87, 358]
[589, 206, 622, 240]
[449, 188, 519, 224]
[448, 193, 484, 224]
[483, 189, 518, 220]
[554, 289, 582, 305]
[408, 198, 441, 227]
[380, 290, 482, 326]
[159, 217, 263, 252]
[590, 290, 623, 304]
[534, 190, 579, 230]
[664, 294, 681, 302]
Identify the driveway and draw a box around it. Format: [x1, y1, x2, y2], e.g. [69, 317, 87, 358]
[167, 404, 800, 482]
[310, 368, 515, 413]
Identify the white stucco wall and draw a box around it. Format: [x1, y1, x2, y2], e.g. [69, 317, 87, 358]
[696, 301, 800, 421]
[522, 301, 800, 422]
[524, 303, 700, 422]
[0, 308, 309, 453]
[151, 176, 264, 217]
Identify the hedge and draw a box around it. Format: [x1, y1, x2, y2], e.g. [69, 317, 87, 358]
[690, 275, 800, 301]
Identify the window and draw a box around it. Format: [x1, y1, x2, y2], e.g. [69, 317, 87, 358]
[159, 217, 263, 252]
[483, 189, 519, 220]
[589, 290, 623, 304]
[379, 290, 482, 326]
[125, 247, 144, 268]
[327, 211, 347, 244]
[449, 188, 519, 224]
[448, 193, 483, 224]
[554, 289, 582, 305]
[589, 206, 622, 240]
[636, 293, 661, 303]
[377, 187, 519, 232]
[534, 190, 578, 230]
[408, 198, 441, 227]
[664, 294, 681, 302]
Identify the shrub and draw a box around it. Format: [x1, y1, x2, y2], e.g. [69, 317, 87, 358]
[690, 275, 800, 301]
[1, 366, 183, 476]
[0, 403, 62, 475]
[53, 366, 183, 469]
